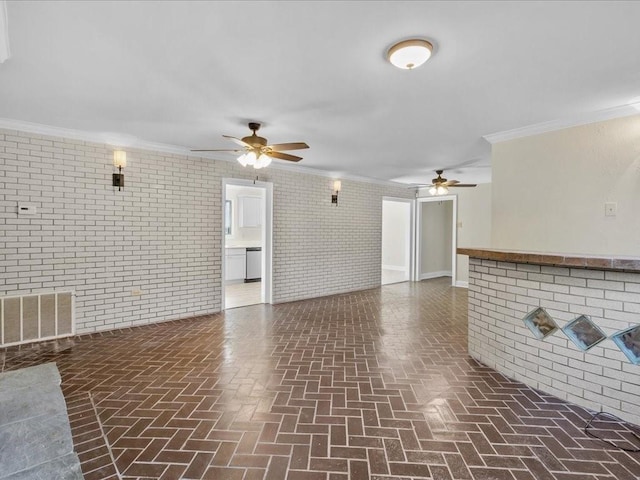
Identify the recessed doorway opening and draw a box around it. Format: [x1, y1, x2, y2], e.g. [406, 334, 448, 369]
[415, 195, 457, 286]
[222, 179, 273, 309]
[381, 197, 414, 285]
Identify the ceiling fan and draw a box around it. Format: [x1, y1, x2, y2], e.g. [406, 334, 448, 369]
[415, 170, 477, 195]
[191, 122, 309, 169]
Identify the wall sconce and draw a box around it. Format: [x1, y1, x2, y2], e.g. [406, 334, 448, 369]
[332, 180, 341, 205]
[112, 150, 126, 191]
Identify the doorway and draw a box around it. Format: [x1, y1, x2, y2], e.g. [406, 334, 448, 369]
[415, 195, 457, 286]
[222, 179, 273, 309]
[381, 197, 413, 285]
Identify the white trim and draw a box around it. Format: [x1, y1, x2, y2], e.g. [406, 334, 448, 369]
[0, 1, 10, 63]
[455, 280, 469, 288]
[19, 296, 23, 343]
[264, 182, 273, 305]
[419, 271, 452, 281]
[381, 264, 406, 272]
[483, 105, 640, 144]
[0, 118, 192, 155]
[415, 195, 458, 287]
[0, 117, 406, 188]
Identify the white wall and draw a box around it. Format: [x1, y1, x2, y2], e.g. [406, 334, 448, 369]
[492, 114, 640, 255]
[381, 200, 410, 270]
[455, 184, 492, 284]
[420, 200, 453, 277]
[0, 128, 413, 334]
[225, 184, 263, 246]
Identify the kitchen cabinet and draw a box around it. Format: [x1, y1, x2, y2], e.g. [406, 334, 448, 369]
[238, 196, 262, 227]
[225, 247, 246, 282]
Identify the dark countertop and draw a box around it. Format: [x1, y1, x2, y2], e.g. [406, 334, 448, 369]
[457, 248, 640, 273]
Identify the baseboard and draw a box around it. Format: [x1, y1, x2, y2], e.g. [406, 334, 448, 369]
[455, 280, 469, 288]
[419, 271, 452, 281]
[381, 264, 407, 272]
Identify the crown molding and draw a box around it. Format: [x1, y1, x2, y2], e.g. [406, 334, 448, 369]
[483, 104, 640, 144]
[0, 117, 195, 155]
[0, 117, 405, 189]
[0, 1, 10, 63]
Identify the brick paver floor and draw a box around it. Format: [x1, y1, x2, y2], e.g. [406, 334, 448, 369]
[2, 278, 639, 479]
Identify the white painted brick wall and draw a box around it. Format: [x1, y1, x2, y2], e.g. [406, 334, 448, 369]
[1, 128, 412, 334]
[468, 258, 640, 426]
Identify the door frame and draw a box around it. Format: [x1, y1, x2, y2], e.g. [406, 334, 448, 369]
[414, 195, 457, 286]
[222, 178, 273, 309]
[381, 196, 415, 284]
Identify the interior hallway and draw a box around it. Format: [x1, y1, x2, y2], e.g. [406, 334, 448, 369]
[225, 281, 263, 309]
[1, 278, 638, 480]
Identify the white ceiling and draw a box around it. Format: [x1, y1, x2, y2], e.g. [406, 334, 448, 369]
[2, 1, 640, 185]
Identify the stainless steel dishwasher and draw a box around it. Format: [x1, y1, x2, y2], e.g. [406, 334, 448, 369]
[245, 247, 262, 282]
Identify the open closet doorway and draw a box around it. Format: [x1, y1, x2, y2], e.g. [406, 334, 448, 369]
[222, 179, 273, 309]
[415, 195, 457, 286]
[381, 197, 413, 285]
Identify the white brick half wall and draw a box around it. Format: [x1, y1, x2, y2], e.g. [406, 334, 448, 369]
[0, 128, 412, 334]
[467, 257, 640, 426]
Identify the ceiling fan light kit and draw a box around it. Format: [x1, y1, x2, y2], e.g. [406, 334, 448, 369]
[237, 151, 272, 169]
[387, 39, 433, 70]
[191, 122, 309, 170]
[429, 185, 449, 196]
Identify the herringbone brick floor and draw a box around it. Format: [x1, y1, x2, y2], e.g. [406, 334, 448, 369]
[2, 278, 639, 480]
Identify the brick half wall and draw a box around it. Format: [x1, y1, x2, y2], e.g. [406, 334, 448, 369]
[467, 258, 640, 426]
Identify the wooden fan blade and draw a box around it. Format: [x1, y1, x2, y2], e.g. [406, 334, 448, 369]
[223, 135, 251, 147]
[191, 149, 244, 152]
[443, 180, 459, 186]
[449, 184, 477, 187]
[269, 142, 309, 152]
[270, 151, 303, 162]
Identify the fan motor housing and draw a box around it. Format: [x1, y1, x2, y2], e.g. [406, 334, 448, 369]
[242, 135, 268, 148]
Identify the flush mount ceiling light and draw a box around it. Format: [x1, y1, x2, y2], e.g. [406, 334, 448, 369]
[387, 39, 433, 70]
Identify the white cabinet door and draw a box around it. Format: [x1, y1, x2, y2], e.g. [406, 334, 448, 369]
[225, 252, 246, 281]
[239, 196, 262, 227]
